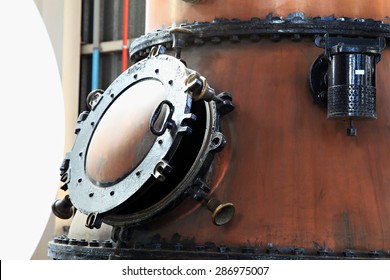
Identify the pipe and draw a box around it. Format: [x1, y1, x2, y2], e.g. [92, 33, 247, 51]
[122, 0, 130, 71]
[91, 0, 100, 90]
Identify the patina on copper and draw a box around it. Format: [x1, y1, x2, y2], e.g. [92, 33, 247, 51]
[133, 0, 390, 253]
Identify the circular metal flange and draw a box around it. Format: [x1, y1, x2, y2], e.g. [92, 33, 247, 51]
[308, 54, 328, 107]
[102, 98, 223, 227]
[66, 55, 196, 215]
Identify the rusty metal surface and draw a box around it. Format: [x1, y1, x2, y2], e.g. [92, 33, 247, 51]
[48, 237, 390, 260]
[134, 40, 390, 253]
[127, 0, 390, 254]
[145, 0, 390, 32]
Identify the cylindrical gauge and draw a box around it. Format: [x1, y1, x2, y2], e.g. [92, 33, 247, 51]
[327, 47, 379, 119]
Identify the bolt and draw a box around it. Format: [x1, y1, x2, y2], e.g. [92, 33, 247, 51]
[194, 38, 204, 45]
[242, 247, 255, 254]
[195, 245, 206, 251]
[89, 239, 100, 247]
[78, 239, 88, 246]
[293, 248, 305, 255]
[267, 243, 278, 254]
[61, 237, 69, 245]
[186, 73, 220, 103]
[291, 34, 301, 41]
[293, 248, 305, 256]
[218, 245, 228, 253]
[86, 89, 104, 110]
[170, 27, 192, 59]
[229, 35, 240, 43]
[69, 238, 78, 245]
[369, 250, 379, 257]
[216, 92, 234, 115]
[318, 249, 329, 256]
[211, 37, 221, 44]
[102, 240, 113, 248]
[174, 243, 183, 251]
[343, 249, 355, 258]
[186, 74, 204, 97]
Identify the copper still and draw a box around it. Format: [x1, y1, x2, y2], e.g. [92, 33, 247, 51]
[50, 0, 390, 259]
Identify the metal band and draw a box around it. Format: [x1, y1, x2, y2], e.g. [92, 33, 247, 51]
[130, 12, 390, 61]
[48, 238, 390, 260]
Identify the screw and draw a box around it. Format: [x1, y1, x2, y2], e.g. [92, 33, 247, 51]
[293, 248, 305, 255]
[86, 89, 104, 109]
[174, 243, 183, 251]
[194, 38, 204, 45]
[61, 237, 69, 245]
[343, 249, 355, 258]
[170, 27, 192, 59]
[318, 249, 329, 256]
[369, 250, 379, 257]
[102, 240, 113, 248]
[229, 35, 240, 43]
[211, 37, 221, 44]
[218, 245, 228, 253]
[89, 239, 100, 247]
[195, 245, 206, 251]
[242, 247, 255, 254]
[291, 34, 301, 41]
[69, 238, 78, 245]
[78, 239, 88, 246]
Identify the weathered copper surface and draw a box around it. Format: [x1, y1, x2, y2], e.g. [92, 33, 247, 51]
[136, 0, 390, 253]
[145, 0, 390, 32]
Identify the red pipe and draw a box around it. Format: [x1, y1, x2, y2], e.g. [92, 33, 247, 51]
[122, 0, 129, 71]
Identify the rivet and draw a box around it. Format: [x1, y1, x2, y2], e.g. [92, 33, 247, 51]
[102, 240, 113, 248]
[174, 243, 183, 251]
[78, 239, 88, 246]
[89, 239, 100, 247]
[69, 238, 78, 245]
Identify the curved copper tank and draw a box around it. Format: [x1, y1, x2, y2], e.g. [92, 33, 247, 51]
[134, 0, 390, 253]
[145, 0, 390, 32]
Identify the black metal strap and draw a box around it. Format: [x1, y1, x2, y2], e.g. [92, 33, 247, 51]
[130, 12, 390, 61]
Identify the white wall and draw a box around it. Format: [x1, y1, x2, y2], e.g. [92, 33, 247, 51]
[32, 0, 81, 260]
